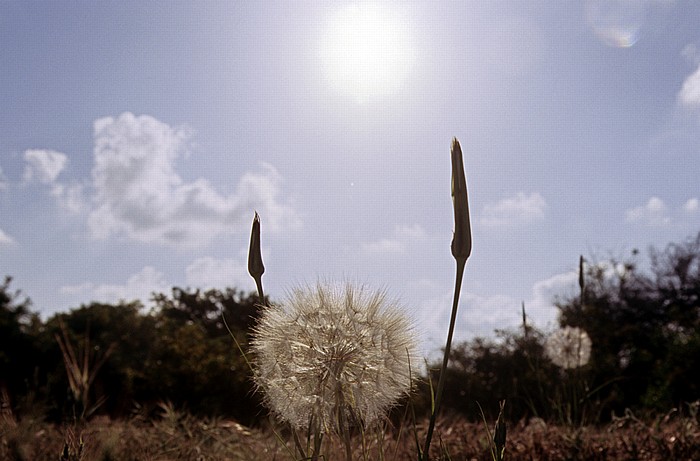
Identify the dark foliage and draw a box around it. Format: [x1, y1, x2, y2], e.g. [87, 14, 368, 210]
[1, 282, 264, 425]
[147, 287, 264, 423]
[0, 276, 41, 415]
[558, 232, 700, 417]
[421, 328, 565, 424]
[423, 232, 700, 424]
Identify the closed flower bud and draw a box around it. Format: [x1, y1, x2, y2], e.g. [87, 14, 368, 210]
[450, 138, 472, 262]
[248, 212, 265, 299]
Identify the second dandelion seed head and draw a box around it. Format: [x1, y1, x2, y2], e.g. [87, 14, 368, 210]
[545, 326, 592, 370]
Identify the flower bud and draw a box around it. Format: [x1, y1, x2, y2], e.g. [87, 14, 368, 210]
[450, 138, 472, 262]
[248, 212, 265, 297]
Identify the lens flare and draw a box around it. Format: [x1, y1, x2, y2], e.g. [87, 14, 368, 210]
[586, 0, 646, 48]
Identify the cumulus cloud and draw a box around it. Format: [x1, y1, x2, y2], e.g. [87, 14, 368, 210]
[626, 196, 670, 226]
[361, 223, 425, 255]
[678, 63, 700, 107]
[185, 256, 253, 291]
[21, 149, 85, 213]
[0, 228, 14, 245]
[60, 253, 256, 309]
[683, 197, 699, 214]
[625, 196, 700, 227]
[50, 183, 84, 214]
[415, 269, 577, 358]
[60, 266, 169, 306]
[480, 192, 547, 227]
[87, 113, 299, 246]
[527, 270, 579, 325]
[23, 149, 67, 184]
[626, 196, 700, 227]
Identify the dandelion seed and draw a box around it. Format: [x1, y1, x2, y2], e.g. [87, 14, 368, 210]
[251, 282, 417, 433]
[545, 326, 592, 369]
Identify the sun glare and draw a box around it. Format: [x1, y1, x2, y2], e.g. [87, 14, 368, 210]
[319, 4, 414, 103]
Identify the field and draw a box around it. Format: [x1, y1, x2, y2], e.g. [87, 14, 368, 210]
[3, 408, 699, 461]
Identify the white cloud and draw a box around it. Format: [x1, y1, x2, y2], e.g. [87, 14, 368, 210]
[0, 228, 14, 245]
[626, 196, 671, 226]
[527, 270, 579, 327]
[681, 43, 700, 65]
[626, 197, 700, 227]
[185, 256, 253, 291]
[21, 149, 85, 213]
[361, 223, 425, 255]
[23, 149, 67, 184]
[415, 269, 577, 358]
[59, 256, 256, 308]
[416, 290, 522, 360]
[627, 196, 700, 226]
[683, 197, 699, 214]
[394, 223, 426, 239]
[678, 64, 700, 107]
[50, 183, 85, 214]
[361, 238, 405, 255]
[0, 166, 7, 190]
[59, 282, 94, 296]
[480, 192, 547, 227]
[87, 112, 300, 246]
[60, 266, 169, 306]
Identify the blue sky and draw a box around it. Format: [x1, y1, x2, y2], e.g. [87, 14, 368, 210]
[1, 1, 699, 358]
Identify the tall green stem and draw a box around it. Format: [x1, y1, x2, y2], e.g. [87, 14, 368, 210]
[422, 257, 466, 459]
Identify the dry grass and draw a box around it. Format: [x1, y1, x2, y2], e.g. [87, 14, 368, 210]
[2, 408, 699, 461]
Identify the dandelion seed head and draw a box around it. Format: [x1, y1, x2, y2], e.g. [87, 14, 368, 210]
[545, 326, 592, 370]
[251, 282, 418, 432]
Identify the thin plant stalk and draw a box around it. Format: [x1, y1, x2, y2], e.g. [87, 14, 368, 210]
[304, 416, 323, 461]
[291, 429, 306, 459]
[335, 387, 352, 461]
[393, 350, 417, 460]
[422, 259, 465, 459]
[223, 211, 268, 370]
[476, 400, 507, 461]
[223, 212, 297, 459]
[575, 255, 585, 421]
[423, 138, 472, 459]
[247, 212, 330, 460]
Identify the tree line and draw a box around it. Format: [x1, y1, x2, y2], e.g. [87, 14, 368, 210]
[0, 284, 263, 424]
[2, 232, 699, 425]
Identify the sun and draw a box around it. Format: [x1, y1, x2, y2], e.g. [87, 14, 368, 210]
[318, 4, 414, 103]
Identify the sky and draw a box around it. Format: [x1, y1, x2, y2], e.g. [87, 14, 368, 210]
[1, 1, 700, 359]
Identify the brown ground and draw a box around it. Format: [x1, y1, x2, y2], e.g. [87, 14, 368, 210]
[2, 409, 699, 460]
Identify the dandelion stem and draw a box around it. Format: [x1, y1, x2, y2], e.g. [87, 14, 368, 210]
[422, 256, 466, 460]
